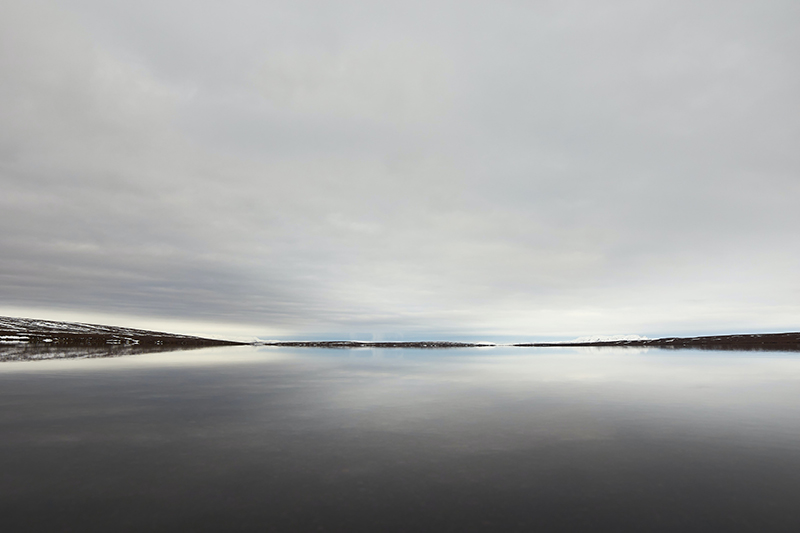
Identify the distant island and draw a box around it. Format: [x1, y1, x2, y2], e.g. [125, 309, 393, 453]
[260, 340, 492, 348]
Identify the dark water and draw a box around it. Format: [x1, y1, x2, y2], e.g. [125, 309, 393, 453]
[1, 345, 800, 532]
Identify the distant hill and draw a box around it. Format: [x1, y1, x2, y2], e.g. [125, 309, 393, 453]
[0, 316, 244, 348]
[515, 332, 800, 351]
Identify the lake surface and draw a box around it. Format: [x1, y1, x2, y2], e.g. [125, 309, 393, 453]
[1, 345, 800, 532]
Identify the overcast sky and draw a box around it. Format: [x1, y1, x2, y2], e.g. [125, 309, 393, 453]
[1, 0, 799, 340]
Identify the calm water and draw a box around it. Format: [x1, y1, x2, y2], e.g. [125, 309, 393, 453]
[1, 345, 800, 532]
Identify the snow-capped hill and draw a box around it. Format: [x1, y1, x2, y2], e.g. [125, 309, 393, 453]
[0, 316, 243, 347]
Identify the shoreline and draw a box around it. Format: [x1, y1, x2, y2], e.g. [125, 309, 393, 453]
[516, 332, 800, 351]
[4, 316, 800, 352]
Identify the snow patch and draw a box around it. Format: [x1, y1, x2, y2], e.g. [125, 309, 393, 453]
[572, 334, 649, 343]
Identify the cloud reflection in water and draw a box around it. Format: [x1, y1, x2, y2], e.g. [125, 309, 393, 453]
[1, 345, 799, 531]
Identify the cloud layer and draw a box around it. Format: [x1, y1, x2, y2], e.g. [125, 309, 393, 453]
[2, 0, 799, 339]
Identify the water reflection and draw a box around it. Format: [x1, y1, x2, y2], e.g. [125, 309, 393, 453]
[1, 345, 799, 532]
[0, 343, 206, 362]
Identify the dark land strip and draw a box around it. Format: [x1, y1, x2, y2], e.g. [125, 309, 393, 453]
[260, 341, 491, 349]
[515, 332, 800, 351]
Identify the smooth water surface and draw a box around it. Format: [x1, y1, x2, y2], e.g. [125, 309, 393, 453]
[2, 345, 800, 532]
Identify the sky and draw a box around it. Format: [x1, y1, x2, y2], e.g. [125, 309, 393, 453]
[1, 0, 799, 341]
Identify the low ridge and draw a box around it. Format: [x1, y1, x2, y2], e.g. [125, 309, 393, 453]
[0, 316, 244, 347]
[515, 332, 800, 351]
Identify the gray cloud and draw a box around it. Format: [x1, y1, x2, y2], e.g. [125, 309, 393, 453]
[1, 0, 799, 339]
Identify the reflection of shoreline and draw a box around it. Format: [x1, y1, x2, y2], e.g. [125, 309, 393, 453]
[0, 333, 244, 348]
[0, 343, 207, 362]
[515, 332, 800, 352]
